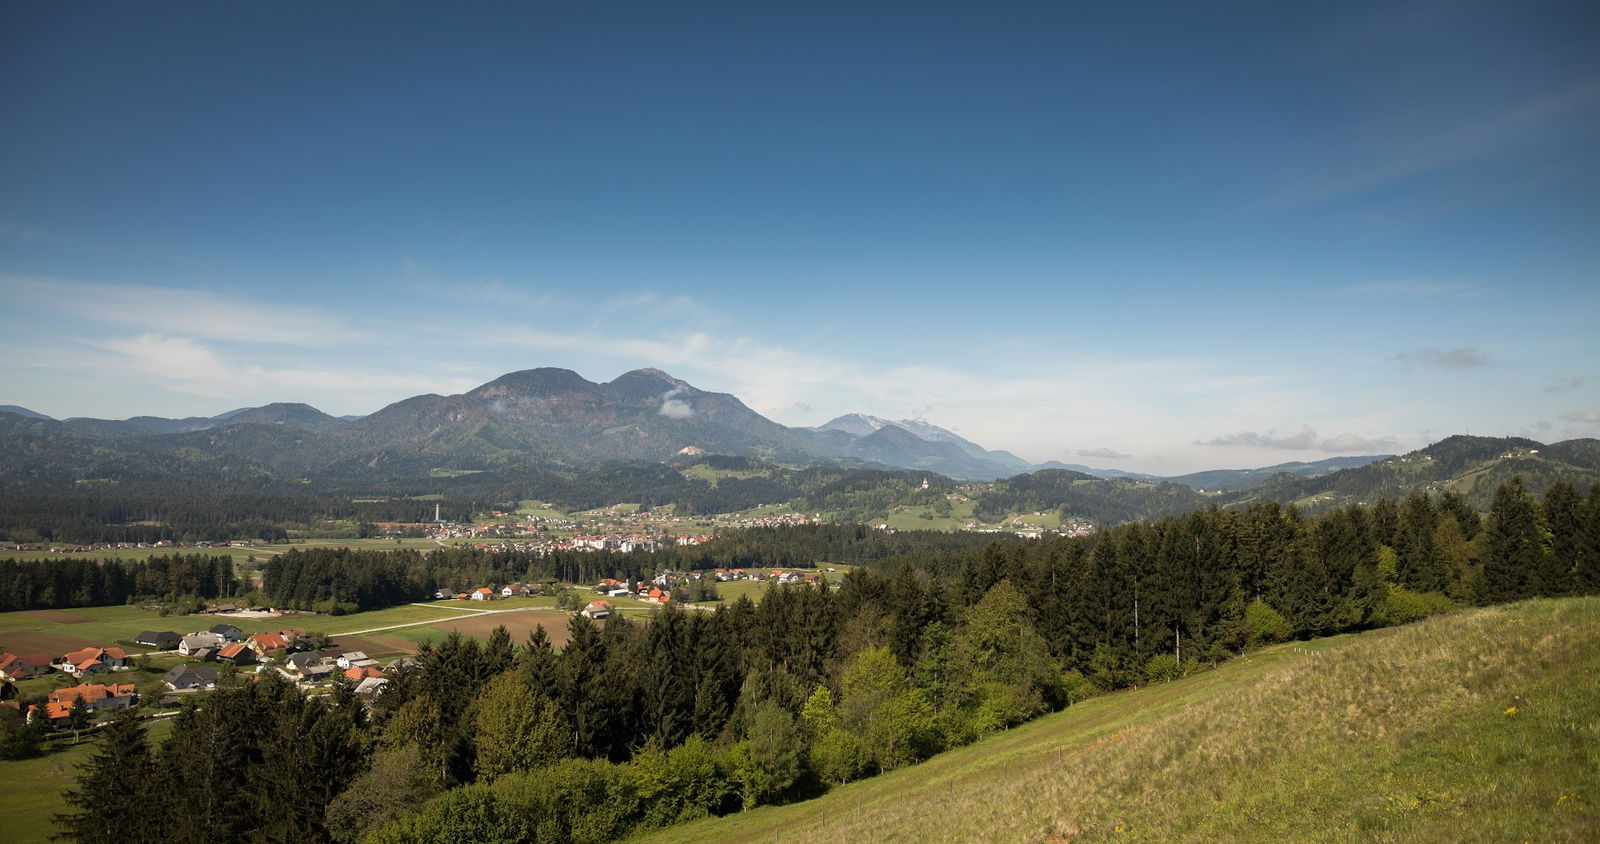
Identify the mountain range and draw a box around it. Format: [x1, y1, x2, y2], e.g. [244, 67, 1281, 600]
[2, 368, 1593, 512]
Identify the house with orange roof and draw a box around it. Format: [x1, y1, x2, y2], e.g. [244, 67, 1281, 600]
[246, 632, 290, 657]
[218, 642, 257, 666]
[57, 647, 129, 677]
[341, 665, 384, 683]
[581, 600, 611, 619]
[470, 586, 495, 601]
[0, 653, 53, 681]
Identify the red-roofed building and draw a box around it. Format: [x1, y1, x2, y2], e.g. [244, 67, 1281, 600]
[247, 632, 289, 656]
[341, 666, 384, 682]
[37, 683, 137, 721]
[0, 653, 52, 681]
[581, 600, 611, 619]
[57, 647, 129, 677]
[470, 587, 495, 601]
[218, 642, 257, 665]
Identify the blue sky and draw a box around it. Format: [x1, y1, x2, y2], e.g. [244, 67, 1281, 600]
[2, 1, 1597, 474]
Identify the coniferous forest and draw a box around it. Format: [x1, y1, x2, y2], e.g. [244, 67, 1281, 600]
[52, 478, 1600, 842]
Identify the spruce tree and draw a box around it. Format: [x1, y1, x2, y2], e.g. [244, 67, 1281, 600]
[1541, 481, 1584, 596]
[57, 709, 155, 840]
[1481, 478, 1549, 604]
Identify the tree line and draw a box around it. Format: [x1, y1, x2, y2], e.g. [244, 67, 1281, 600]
[261, 525, 1014, 612]
[59, 478, 1600, 842]
[0, 554, 237, 612]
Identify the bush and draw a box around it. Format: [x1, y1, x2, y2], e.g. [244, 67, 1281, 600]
[1244, 599, 1293, 647]
[1060, 669, 1099, 705]
[1143, 653, 1182, 684]
[1372, 587, 1456, 627]
[810, 727, 870, 786]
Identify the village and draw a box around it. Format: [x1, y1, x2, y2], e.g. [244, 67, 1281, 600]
[0, 564, 840, 734]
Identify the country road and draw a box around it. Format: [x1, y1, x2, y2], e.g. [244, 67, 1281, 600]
[334, 602, 561, 636]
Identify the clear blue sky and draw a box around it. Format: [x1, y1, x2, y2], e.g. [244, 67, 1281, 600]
[2, 1, 1597, 473]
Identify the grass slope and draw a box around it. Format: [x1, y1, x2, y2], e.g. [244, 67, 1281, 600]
[637, 597, 1600, 843]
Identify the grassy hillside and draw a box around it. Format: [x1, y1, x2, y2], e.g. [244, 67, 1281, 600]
[637, 597, 1600, 843]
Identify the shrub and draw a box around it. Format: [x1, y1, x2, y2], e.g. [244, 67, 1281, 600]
[810, 727, 870, 786]
[1244, 599, 1293, 647]
[1143, 653, 1182, 684]
[1372, 587, 1456, 627]
[1060, 669, 1099, 704]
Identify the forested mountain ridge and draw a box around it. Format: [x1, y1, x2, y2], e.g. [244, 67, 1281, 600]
[1228, 435, 1600, 512]
[1165, 454, 1390, 492]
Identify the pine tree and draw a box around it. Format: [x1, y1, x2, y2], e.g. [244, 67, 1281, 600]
[1541, 481, 1584, 596]
[1481, 478, 1549, 604]
[57, 709, 155, 840]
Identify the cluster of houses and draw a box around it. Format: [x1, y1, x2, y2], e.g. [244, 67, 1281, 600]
[461, 532, 710, 556]
[133, 623, 316, 667]
[432, 583, 539, 601]
[1, 646, 132, 683]
[1, 647, 141, 726]
[13, 538, 276, 555]
[6, 682, 143, 725]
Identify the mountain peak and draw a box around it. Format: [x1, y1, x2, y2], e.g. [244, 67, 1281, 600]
[815, 413, 888, 437]
[608, 367, 689, 396]
[224, 403, 342, 430]
[470, 368, 597, 400]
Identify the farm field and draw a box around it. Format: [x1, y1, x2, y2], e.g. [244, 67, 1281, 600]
[0, 604, 325, 657]
[699, 567, 854, 606]
[1, 716, 177, 844]
[637, 596, 1600, 844]
[386, 607, 579, 649]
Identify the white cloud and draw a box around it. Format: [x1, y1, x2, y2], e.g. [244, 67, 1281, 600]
[1196, 427, 1399, 453]
[86, 333, 476, 411]
[1077, 447, 1131, 460]
[1561, 411, 1600, 423]
[658, 387, 694, 419]
[3, 275, 363, 347]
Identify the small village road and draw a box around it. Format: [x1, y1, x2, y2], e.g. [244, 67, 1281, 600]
[335, 603, 566, 636]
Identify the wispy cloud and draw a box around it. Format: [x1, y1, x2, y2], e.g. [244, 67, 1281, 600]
[1340, 279, 1486, 298]
[4, 275, 364, 347]
[1196, 427, 1399, 453]
[1077, 447, 1130, 460]
[1263, 78, 1600, 211]
[87, 333, 476, 405]
[1388, 347, 1488, 368]
[1561, 411, 1600, 423]
[1544, 375, 1589, 393]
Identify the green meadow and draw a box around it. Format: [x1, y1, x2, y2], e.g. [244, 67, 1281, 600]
[636, 597, 1600, 843]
